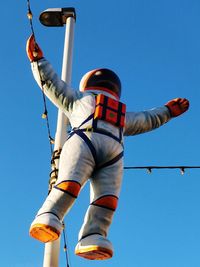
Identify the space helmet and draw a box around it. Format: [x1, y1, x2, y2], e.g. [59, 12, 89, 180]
[79, 68, 121, 98]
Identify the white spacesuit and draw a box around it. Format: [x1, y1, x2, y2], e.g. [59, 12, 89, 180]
[27, 35, 189, 260]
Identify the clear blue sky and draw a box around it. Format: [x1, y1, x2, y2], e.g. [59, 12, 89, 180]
[1, 0, 200, 266]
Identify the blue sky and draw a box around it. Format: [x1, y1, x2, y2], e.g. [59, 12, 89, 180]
[1, 0, 200, 266]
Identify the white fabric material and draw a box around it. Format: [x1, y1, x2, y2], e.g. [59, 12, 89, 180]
[30, 58, 172, 247]
[37, 188, 75, 221]
[124, 107, 171, 136]
[78, 204, 115, 240]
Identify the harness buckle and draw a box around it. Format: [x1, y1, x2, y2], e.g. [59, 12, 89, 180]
[85, 126, 93, 132]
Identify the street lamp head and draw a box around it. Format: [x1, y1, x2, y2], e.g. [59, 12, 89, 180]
[39, 8, 76, 27]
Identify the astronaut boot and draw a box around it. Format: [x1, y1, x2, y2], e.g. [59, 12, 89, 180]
[30, 180, 81, 243]
[29, 212, 63, 243]
[75, 195, 117, 260]
[75, 234, 113, 260]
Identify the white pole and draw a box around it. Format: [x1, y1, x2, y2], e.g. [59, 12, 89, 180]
[43, 15, 75, 267]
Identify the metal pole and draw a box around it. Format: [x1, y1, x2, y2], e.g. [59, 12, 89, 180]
[43, 15, 75, 267]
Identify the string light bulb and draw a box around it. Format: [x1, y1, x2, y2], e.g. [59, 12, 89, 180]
[50, 137, 55, 144]
[180, 167, 185, 175]
[147, 167, 152, 174]
[27, 12, 33, 20]
[42, 110, 47, 119]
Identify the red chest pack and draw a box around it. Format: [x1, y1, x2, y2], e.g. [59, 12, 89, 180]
[94, 94, 126, 128]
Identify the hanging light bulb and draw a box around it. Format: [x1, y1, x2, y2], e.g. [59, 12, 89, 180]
[27, 11, 33, 20]
[147, 167, 152, 174]
[180, 167, 185, 175]
[49, 136, 55, 144]
[42, 110, 47, 119]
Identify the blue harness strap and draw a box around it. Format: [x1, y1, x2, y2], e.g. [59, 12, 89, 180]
[97, 151, 124, 169]
[77, 113, 94, 129]
[67, 129, 123, 169]
[67, 129, 98, 166]
[93, 128, 123, 144]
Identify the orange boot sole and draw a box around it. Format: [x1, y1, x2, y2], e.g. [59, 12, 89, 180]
[29, 223, 60, 243]
[75, 245, 113, 260]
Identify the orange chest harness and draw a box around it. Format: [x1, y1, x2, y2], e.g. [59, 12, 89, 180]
[73, 94, 126, 141]
[94, 94, 126, 128]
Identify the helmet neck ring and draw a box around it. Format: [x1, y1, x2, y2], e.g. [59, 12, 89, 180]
[83, 86, 120, 99]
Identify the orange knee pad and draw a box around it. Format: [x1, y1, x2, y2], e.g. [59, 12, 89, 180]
[91, 195, 118, 211]
[54, 180, 81, 198]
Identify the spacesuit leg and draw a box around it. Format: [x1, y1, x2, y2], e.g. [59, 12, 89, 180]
[29, 133, 95, 243]
[75, 156, 123, 260]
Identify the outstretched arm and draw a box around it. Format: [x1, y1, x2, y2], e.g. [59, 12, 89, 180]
[26, 35, 80, 113]
[124, 98, 189, 136]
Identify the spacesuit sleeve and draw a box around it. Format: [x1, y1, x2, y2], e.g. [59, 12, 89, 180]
[31, 58, 81, 113]
[124, 106, 171, 136]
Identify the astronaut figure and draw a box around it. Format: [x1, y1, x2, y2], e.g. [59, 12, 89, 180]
[26, 35, 189, 260]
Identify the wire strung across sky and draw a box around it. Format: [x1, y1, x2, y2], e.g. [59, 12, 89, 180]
[124, 165, 200, 174]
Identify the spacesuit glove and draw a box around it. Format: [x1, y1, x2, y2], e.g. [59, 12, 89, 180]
[165, 98, 189, 117]
[26, 34, 43, 62]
